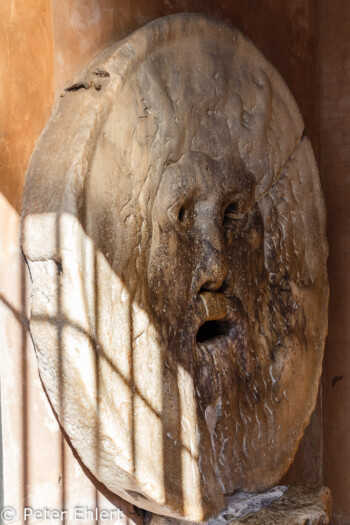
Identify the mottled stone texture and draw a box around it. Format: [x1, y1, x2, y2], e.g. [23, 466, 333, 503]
[22, 14, 328, 522]
[231, 486, 331, 524]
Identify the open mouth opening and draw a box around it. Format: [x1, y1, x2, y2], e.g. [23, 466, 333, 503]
[196, 319, 231, 343]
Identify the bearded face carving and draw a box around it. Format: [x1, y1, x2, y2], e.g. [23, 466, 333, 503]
[22, 14, 328, 522]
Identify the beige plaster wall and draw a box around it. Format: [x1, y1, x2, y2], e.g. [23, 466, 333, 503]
[1, 0, 340, 523]
[0, 0, 54, 211]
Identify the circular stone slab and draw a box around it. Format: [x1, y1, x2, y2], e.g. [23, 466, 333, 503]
[22, 13, 328, 522]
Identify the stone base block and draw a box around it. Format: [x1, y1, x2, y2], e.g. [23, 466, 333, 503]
[149, 485, 332, 525]
[231, 485, 331, 524]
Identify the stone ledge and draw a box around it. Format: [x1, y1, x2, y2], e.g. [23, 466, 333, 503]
[232, 485, 331, 524]
[149, 486, 332, 525]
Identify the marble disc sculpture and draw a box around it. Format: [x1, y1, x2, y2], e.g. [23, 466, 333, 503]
[22, 13, 328, 522]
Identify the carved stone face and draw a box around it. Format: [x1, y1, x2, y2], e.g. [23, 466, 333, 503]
[22, 14, 328, 522]
[146, 151, 259, 395]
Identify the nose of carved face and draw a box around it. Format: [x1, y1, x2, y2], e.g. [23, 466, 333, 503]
[195, 220, 228, 293]
[193, 216, 233, 345]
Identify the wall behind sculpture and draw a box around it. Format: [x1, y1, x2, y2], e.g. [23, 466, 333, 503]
[320, 2, 350, 524]
[0, 0, 56, 519]
[2, 0, 347, 523]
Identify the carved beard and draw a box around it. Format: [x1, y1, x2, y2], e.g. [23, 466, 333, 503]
[145, 195, 305, 491]
[145, 201, 264, 391]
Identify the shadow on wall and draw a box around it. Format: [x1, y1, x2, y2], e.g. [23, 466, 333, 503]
[0, 225, 144, 525]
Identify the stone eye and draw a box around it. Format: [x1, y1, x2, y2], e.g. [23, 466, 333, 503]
[178, 205, 193, 224]
[177, 204, 193, 225]
[224, 202, 239, 222]
[178, 205, 186, 222]
[168, 201, 191, 228]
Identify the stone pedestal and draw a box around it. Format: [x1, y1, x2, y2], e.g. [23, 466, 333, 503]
[231, 486, 331, 524]
[149, 486, 332, 525]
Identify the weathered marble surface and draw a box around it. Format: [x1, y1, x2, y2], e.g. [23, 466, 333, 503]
[22, 13, 328, 522]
